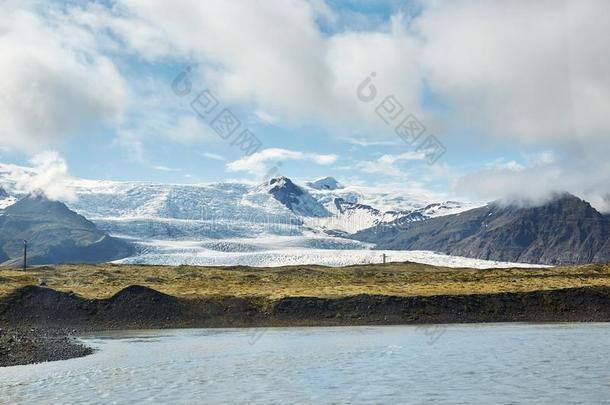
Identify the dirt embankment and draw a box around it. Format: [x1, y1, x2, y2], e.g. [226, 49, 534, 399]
[3, 284, 610, 366]
[3, 285, 610, 330]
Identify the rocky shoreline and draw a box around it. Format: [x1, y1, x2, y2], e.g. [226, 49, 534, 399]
[0, 327, 93, 367]
[3, 284, 610, 366]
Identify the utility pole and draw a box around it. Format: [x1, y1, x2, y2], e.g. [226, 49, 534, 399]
[23, 240, 27, 271]
[382, 253, 387, 265]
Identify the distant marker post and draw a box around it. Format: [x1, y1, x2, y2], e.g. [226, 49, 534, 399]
[23, 240, 27, 271]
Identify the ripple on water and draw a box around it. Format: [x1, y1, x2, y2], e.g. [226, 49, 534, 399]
[1, 324, 610, 404]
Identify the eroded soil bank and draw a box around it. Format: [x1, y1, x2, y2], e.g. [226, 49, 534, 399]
[4, 285, 610, 329]
[2, 284, 610, 366]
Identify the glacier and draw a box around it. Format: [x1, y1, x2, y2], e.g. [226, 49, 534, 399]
[0, 170, 545, 268]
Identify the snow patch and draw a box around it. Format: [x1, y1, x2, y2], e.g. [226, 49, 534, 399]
[307, 177, 343, 190]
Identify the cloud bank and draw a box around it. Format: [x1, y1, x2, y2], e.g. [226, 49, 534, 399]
[0, 1, 128, 153]
[2, 0, 610, 209]
[105, 0, 610, 207]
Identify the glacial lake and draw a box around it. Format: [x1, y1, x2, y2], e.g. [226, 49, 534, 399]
[1, 324, 610, 404]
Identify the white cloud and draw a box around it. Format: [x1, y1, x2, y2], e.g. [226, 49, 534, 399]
[481, 159, 526, 173]
[152, 165, 180, 172]
[358, 151, 426, 177]
[105, 0, 610, 203]
[60, 0, 610, 151]
[455, 151, 610, 212]
[112, 75, 218, 159]
[200, 152, 227, 162]
[99, 0, 422, 133]
[226, 148, 338, 176]
[119, 0, 331, 118]
[68, 2, 177, 60]
[417, 0, 610, 145]
[344, 138, 400, 147]
[0, 3, 129, 153]
[160, 116, 216, 144]
[418, 1, 610, 207]
[254, 110, 279, 125]
[4, 151, 76, 202]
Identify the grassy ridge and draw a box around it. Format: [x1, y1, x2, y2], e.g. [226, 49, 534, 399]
[1, 262, 610, 299]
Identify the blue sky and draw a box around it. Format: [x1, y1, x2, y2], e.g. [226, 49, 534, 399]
[1, 0, 609, 208]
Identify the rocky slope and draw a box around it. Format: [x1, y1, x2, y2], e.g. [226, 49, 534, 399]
[354, 193, 610, 265]
[0, 195, 133, 266]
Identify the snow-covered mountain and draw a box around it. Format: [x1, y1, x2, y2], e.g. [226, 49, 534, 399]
[60, 176, 470, 241]
[65, 176, 490, 266]
[1, 169, 534, 268]
[299, 179, 481, 235]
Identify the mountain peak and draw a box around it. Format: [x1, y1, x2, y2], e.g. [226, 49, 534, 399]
[7, 194, 73, 216]
[267, 176, 330, 217]
[307, 177, 343, 190]
[492, 192, 586, 210]
[269, 176, 296, 188]
[552, 192, 592, 207]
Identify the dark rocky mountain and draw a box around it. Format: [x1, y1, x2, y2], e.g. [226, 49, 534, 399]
[333, 197, 426, 226]
[353, 193, 610, 265]
[0, 186, 8, 199]
[334, 197, 381, 216]
[268, 177, 331, 217]
[0, 195, 134, 266]
[0, 247, 8, 263]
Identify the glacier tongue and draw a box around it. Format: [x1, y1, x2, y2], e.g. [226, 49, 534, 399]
[114, 241, 548, 269]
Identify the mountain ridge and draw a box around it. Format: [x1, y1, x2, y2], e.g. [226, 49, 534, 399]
[353, 193, 610, 265]
[2, 169, 604, 267]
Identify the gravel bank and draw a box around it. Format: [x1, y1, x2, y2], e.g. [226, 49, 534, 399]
[0, 327, 93, 367]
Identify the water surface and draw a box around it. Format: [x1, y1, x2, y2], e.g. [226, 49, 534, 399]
[1, 324, 610, 404]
